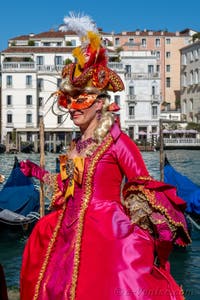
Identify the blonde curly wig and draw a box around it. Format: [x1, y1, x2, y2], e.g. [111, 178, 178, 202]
[93, 95, 115, 144]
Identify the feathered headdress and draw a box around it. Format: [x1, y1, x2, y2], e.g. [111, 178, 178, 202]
[60, 12, 98, 37]
[60, 12, 107, 72]
[55, 12, 124, 110]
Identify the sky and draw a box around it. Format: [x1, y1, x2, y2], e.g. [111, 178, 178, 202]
[1, 0, 200, 51]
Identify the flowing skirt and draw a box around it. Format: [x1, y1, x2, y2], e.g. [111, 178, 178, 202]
[20, 201, 184, 300]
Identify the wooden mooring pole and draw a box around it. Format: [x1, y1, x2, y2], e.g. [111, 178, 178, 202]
[159, 119, 164, 182]
[39, 116, 45, 217]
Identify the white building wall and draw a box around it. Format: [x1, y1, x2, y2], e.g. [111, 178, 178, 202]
[120, 51, 161, 140]
[1, 36, 161, 147]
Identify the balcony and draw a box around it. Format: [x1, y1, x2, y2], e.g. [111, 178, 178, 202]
[1, 62, 64, 74]
[108, 62, 124, 71]
[126, 94, 137, 103]
[2, 62, 35, 72]
[125, 72, 160, 80]
[37, 65, 63, 73]
[151, 95, 162, 104]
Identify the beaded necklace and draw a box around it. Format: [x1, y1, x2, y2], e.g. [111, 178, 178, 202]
[76, 137, 95, 153]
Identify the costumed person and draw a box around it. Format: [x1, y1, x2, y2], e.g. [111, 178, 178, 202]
[20, 12, 191, 300]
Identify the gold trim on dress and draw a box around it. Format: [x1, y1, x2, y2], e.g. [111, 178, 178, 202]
[33, 204, 67, 300]
[69, 134, 113, 300]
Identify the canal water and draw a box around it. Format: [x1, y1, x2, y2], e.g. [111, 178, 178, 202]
[0, 150, 200, 300]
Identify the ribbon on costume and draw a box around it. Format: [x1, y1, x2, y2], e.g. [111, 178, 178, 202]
[59, 155, 84, 199]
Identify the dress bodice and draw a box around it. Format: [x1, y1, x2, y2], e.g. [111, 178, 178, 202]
[88, 147, 123, 203]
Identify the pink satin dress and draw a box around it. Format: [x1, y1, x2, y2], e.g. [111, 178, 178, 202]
[20, 124, 190, 300]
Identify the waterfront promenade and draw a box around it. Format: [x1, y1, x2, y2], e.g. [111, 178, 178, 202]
[163, 138, 200, 149]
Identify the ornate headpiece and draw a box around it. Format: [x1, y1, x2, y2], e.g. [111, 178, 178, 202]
[54, 12, 124, 111]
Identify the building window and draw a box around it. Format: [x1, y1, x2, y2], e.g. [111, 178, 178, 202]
[7, 95, 12, 106]
[152, 80, 158, 96]
[114, 95, 120, 106]
[125, 65, 131, 74]
[148, 65, 154, 73]
[182, 54, 187, 65]
[166, 77, 171, 87]
[141, 38, 146, 47]
[166, 65, 171, 72]
[57, 78, 62, 87]
[194, 49, 198, 60]
[26, 75, 32, 87]
[38, 97, 43, 107]
[37, 78, 44, 90]
[166, 52, 171, 58]
[190, 70, 193, 85]
[156, 65, 160, 72]
[43, 42, 51, 46]
[6, 75, 12, 87]
[189, 98, 193, 110]
[128, 106, 135, 118]
[190, 51, 194, 62]
[152, 106, 158, 118]
[166, 38, 171, 44]
[155, 38, 160, 47]
[115, 38, 120, 46]
[55, 56, 63, 65]
[26, 113, 32, 124]
[128, 126, 134, 139]
[57, 115, 63, 124]
[7, 113, 13, 124]
[26, 95, 33, 106]
[27, 132, 33, 142]
[36, 56, 44, 65]
[129, 38, 134, 45]
[71, 39, 76, 46]
[156, 51, 160, 59]
[194, 69, 199, 84]
[129, 85, 135, 96]
[182, 99, 187, 114]
[182, 72, 187, 87]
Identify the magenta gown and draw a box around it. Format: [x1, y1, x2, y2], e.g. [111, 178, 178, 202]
[20, 123, 190, 300]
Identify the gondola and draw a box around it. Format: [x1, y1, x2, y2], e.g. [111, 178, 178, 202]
[0, 157, 40, 232]
[0, 144, 6, 154]
[164, 156, 200, 231]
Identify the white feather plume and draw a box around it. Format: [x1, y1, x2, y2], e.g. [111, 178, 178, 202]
[60, 11, 98, 37]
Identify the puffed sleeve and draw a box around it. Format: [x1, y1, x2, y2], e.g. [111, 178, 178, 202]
[113, 132, 150, 180]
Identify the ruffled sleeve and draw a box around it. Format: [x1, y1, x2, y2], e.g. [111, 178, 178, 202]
[110, 125, 191, 269]
[122, 177, 191, 246]
[122, 177, 191, 270]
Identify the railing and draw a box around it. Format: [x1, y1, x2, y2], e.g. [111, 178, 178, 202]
[108, 62, 124, 71]
[2, 62, 123, 73]
[125, 72, 160, 80]
[37, 65, 63, 73]
[2, 62, 35, 71]
[1, 63, 63, 73]
[126, 94, 137, 101]
[151, 95, 162, 103]
[164, 138, 200, 146]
